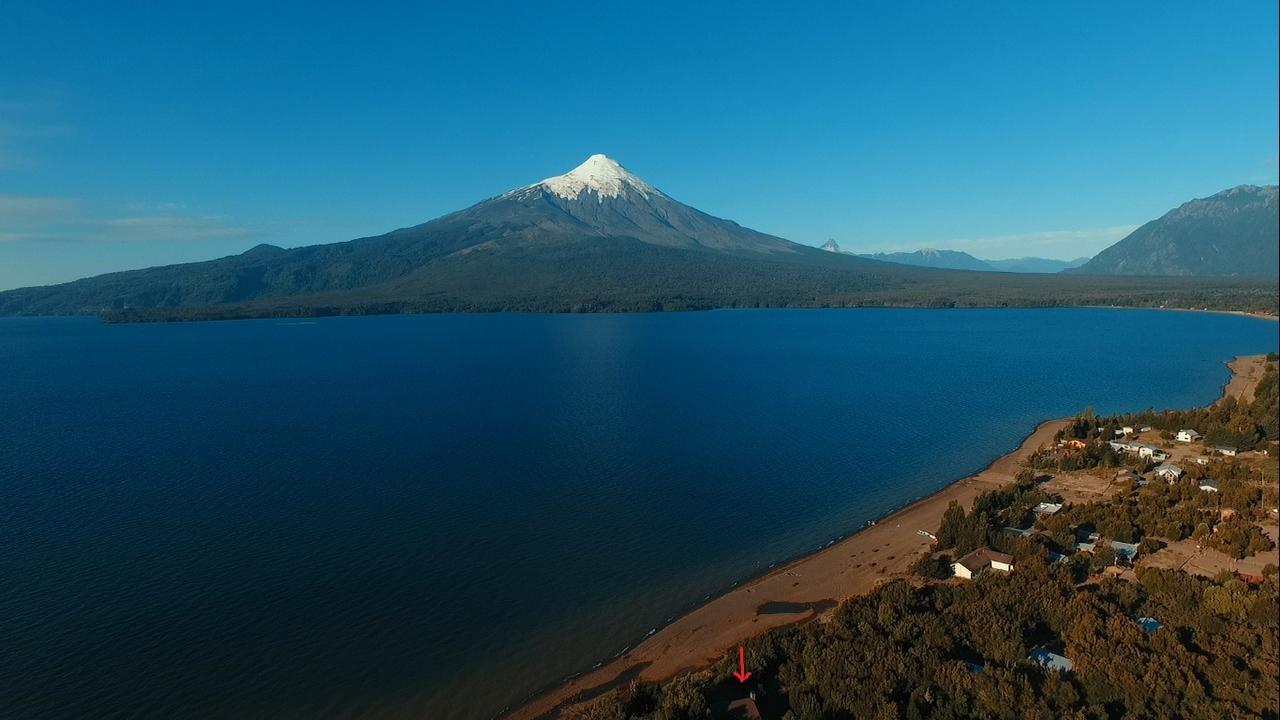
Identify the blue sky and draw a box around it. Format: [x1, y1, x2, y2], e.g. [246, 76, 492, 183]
[1, 2, 1276, 290]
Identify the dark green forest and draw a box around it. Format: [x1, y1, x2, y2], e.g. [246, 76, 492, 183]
[0, 234, 1274, 322]
[567, 566, 1277, 720]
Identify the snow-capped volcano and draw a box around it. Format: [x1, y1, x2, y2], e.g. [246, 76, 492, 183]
[515, 154, 660, 201]
[0, 152, 895, 318]
[485, 154, 800, 253]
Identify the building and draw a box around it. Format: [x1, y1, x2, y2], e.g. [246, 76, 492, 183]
[1137, 444, 1169, 461]
[1139, 426, 1152, 432]
[1116, 469, 1140, 485]
[1154, 464, 1184, 481]
[1198, 478, 1219, 492]
[952, 547, 1015, 580]
[1062, 439, 1087, 450]
[1176, 429, 1202, 443]
[1120, 425, 1135, 435]
[1029, 648, 1073, 673]
[1110, 440, 1142, 453]
[1215, 445, 1238, 456]
[723, 696, 762, 720]
[1032, 502, 1064, 516]
[1110, 540, 1140, 566]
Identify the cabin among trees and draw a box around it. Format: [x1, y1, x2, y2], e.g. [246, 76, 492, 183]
[951, 547, 1014, 580]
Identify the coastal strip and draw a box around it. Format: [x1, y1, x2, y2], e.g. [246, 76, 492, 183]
[505, 354, 1270, 720]
[505, 422, 1068, 718]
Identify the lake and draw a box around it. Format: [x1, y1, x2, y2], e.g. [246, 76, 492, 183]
[0, 308, 1274, 719]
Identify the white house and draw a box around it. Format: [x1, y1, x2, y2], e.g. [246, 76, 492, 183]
[1198, 478, 1220, 492]
[1215, 445, 1238, 457]
[952, 547, 1014, 580]
[1154, 463, 1184, 481]
[1121, 426, 1135, 435]
[1032, 502, 1064, 517]
[1029, 648, 1073, 673]
[1177, 429, 1202, 443]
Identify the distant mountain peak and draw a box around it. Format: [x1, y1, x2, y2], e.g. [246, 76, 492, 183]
[519, 154, 661, 202]
[821, 239, 841, 252]
[861, 248, 994, 272]
[241, 243, 285, 257]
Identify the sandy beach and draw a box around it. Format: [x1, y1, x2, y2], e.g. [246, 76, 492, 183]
[1224, 354, 1270, 403]
[506, 420, 1068, 719]
[506, 353, 1272, 720]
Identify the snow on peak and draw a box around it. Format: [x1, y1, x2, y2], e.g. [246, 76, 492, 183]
[517, 154, 661, 202]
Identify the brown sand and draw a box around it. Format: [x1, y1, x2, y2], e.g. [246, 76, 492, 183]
[505, 420, 1068, 719]
[506, 354, 1273, 720]
[1223, 354, 1270, 404]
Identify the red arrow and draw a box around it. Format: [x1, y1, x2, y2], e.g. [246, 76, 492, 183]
[732, 645, 752, 683]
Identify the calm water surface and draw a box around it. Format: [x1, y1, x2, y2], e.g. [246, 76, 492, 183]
[0, 308, 1275, 719]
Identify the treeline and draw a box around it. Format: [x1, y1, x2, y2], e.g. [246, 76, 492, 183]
[1040, 474, 1275, 560]
[2, 232, 1274, 321]
[1109, 360, 1279, 451]
[1028, 365, 1278, 473]
[924, 461, 1273, 569]
[567, 565, 1279, 720]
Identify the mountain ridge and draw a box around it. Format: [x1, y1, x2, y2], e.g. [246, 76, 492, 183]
[0, 157, 1274, 320]
[858, 248, 994, 272]
[1070, 185, 1278, 277]
[822, 241, 1090, 274]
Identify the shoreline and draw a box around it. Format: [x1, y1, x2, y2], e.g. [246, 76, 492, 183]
[5, 300, 1275, 325]
[505, 354, 1272, 720]
[503, 418, 1071, 720]
[0, 303, 1274, 326]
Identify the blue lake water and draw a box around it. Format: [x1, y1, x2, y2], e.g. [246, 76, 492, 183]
[0, 308, 1275, 719]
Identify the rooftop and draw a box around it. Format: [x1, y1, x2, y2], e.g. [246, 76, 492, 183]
[724, 697, 763, 720]
[955, 546, 1014, 572]
[1110, 541, 1140, 560]
[1029, 648, 1074, 673]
